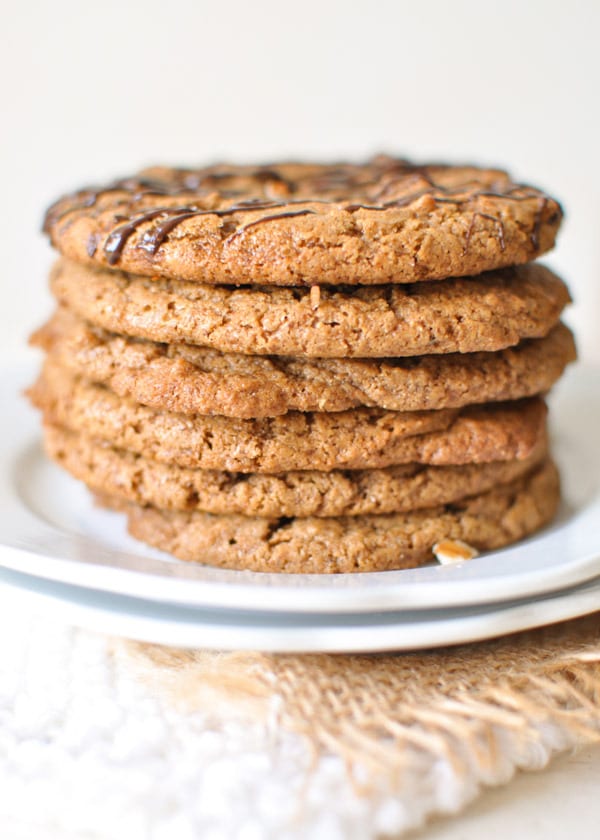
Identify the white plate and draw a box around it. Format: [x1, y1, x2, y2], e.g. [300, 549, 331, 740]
[1, 360, 600, 616]
[1, 562, 599, 651]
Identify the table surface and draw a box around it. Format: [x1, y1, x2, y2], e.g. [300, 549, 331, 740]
[415, 745, 600, 839]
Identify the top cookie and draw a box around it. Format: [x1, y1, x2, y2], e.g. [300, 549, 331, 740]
[43, 156, 562, 286]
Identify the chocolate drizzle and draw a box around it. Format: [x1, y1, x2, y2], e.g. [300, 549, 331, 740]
[463, 212, 506, 255]
[42, 158, 561, 267]
[140, 211, 203, 255]
[86, 233, 99, 258]
[104, 208, 183, 265]
[43, 189, 99, 235]
[224, 209, 318, 244]
[102, 200, 312, 264]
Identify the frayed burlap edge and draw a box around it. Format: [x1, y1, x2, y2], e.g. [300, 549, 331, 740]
[112, 613, 600, 835]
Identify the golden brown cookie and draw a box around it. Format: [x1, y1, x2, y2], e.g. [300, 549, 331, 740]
[49, 259, 571, 358]
[98, 460, 560, 573]
[43, 157, 562, 286]
[31, 308, 575, 418]
[43, 423, 547, 518]
[28, 362, 548, 472]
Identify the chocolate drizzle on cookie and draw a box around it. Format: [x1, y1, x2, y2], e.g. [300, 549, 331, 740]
[42, 157, 563, 271]
[102, 202, 320, 264]
[223, 209, 318, 244]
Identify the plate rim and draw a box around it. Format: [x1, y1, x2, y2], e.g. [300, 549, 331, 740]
[1, 563, 599, 652]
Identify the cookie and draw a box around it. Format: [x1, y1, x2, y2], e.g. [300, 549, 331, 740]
[29, 363, 548, 472]
[44, 423, 547, 518]
[31, 309, 575, 418]
[49, 258, 571, 358]
[98, 460, 560, 573]
[43, 157, 562, 286]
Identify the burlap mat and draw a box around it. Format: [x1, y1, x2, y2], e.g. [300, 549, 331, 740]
[117, 612, 600, 836]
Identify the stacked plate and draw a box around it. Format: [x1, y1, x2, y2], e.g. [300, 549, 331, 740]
[2, 361, 599, 652]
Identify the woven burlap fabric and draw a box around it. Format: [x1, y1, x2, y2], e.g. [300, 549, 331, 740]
[118, 613, 600, 834]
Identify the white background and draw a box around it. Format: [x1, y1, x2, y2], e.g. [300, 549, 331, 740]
[3, 0, 600, 361]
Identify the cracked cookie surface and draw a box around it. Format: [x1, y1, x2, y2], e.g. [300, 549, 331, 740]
[43, 157, 562, 286]
[49, 259, 570, 358]
[98, 460, 560, 573]
[31, 308, 576, 418]
[43, 423, 547, 518]
[28, 363, 548, 473]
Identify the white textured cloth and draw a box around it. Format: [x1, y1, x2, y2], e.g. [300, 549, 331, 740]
[0, 600, 598, 840]
[0, 608, 426, 840]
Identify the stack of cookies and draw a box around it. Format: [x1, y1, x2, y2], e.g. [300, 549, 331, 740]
[29, 157, 575, 573]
